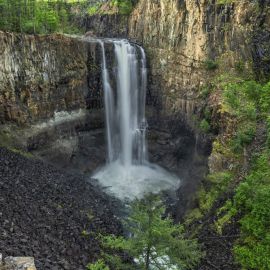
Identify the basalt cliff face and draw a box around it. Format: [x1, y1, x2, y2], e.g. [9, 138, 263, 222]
[0, 33, 105, 126]
[129, 0, 270, 119]
[0, 33, 111, 172]
[1, 1, 269, 138]
[128, 0, 270, 224]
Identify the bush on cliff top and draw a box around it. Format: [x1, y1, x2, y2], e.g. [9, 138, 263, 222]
[87, 0, 134, 15]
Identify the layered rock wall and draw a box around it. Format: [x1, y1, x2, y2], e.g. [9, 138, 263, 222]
[129, 0, 270, 119]
[81, 14, 129, 38]
[0, 33, 104, 126]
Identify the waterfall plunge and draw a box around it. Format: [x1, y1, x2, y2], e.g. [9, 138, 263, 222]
[93, 39, 180, 200]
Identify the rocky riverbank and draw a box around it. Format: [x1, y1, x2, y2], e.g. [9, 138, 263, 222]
[0, 147, 122, 270]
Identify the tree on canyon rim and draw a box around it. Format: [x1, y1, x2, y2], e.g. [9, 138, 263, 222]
[0, 0, 82, 34]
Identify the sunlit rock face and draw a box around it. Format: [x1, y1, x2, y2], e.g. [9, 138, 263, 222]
[129, 0, 207, 120]
[0, 32, 104, 125]
[129, 0, 270, 119]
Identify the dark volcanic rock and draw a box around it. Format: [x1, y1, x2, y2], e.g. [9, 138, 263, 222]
[80, 14, 129, 38]
[0, 147, 121, 270]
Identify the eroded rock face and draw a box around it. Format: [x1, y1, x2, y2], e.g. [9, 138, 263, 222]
[0, 33, 106, 126]
[129, 0, 204, 119]
[81, 14, 129, 38]
[127, 0, 270, 218]
[129, 0, 270, 118]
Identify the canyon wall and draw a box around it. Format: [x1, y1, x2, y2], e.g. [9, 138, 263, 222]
[129, 0, 270, 120]
[81, 14, 129, 38]
[128, 0, 270, 222]
[0, 32, 104, 126]
[3, 0, 269, 128]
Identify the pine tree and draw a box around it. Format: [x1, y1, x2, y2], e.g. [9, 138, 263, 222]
[89, 194, 203, 270]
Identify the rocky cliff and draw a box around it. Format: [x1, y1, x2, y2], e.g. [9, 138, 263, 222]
[129, 4, 270, 268]
[80, 14, 129, 38]
[129, 0, 270, 119]
[0, 32, 105, 126]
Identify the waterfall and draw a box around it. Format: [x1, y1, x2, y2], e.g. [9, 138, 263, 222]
[98, 40, 115, 163]
[93, 39, 180, 200]
[99, 39, 148, 166]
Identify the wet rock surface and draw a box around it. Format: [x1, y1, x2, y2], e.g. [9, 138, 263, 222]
[0, 147, 122, 270]
[22, 111, 106, 174]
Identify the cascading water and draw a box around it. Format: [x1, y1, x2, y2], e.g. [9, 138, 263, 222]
[98, 40, 115, 163]
[93, 39, 180, 200]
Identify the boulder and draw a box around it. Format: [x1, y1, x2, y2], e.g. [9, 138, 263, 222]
[4, 257, 36, 270]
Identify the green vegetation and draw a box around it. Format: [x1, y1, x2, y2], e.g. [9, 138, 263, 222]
[0, 129, 13, 147]
[0, 0, 135, 33]
[0, 0, 87, 34]
[221, 80, 261, 154]
[233, 153, 270, 270]
[199, 119, 211, 133]
[88, 260, 109, 270]
[0, 129, 33, 158]
[220, 80, 270, 269]
[198, 171, 233, 213]
[87, 0, 134, 16]
[111, 0, 133, 14]
[234, 60, 245, 73]
[203, 59, 219, 71]
[217, 0, 235, 4]
[199, 84, 213, 98]
[88, 3, 101, 15]
[88, 194, 203, 270]
[190, 77, 270, 269]
[266, 116, 270, 149]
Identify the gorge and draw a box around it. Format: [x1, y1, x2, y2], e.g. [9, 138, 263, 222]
[0, 0, 270, 269]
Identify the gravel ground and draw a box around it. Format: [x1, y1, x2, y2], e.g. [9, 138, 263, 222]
[0, 147, 122, 270]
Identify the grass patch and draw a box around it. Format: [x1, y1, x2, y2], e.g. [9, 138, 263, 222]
[203, 59, 219, 71]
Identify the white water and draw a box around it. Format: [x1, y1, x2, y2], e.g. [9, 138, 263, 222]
[93, 39, 180, 200]
[98, 40, 115, 162]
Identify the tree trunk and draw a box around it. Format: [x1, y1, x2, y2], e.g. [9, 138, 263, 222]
[145, 245, 150, 270]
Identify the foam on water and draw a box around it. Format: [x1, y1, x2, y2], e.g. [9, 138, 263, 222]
[94, 161, 180, 200]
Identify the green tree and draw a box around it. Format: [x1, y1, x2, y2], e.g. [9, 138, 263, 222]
[0, 0, 83, 34]
[87, 259, 110, 270]
[89, 194, 203, 270]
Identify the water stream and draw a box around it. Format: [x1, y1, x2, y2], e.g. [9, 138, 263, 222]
[93, 39, 180, 200]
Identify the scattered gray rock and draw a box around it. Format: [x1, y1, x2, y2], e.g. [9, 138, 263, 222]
[0, 147, 122, 269]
